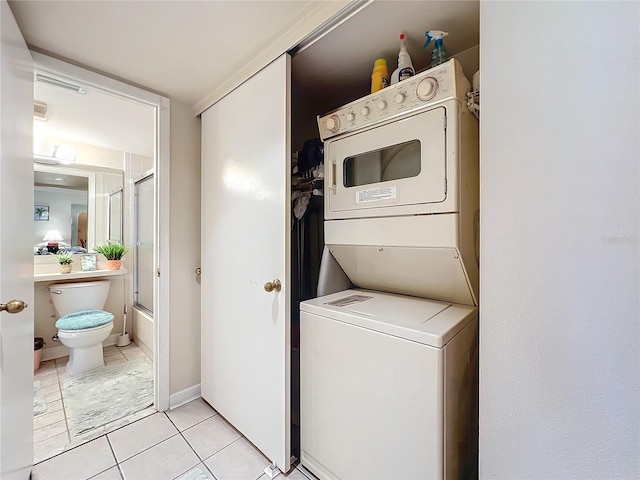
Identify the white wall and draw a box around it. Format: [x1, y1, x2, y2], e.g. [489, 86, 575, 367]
[480, 2, 639, 477]
[169, 99, 202, 397]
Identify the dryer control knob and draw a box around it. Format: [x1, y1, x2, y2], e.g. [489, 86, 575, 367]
[346, 113, 356, 122]
[378, 101, 387, 110]
[417, 77, 438, 101]
[394, 93, 406, 104]
[361, 106, 371, 116]
[325, 115, 340, 132]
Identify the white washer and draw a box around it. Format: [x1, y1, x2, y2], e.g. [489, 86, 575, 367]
[300, 289, 478, 480]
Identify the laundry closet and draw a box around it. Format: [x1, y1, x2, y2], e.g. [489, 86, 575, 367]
[201, 1, 479, 477]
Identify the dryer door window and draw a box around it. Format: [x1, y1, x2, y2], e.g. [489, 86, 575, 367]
[343, 139, 421, 187]
[328, 106, 446, 215]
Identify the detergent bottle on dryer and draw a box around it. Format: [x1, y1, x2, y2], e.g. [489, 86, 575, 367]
[390, 33, 415, 85]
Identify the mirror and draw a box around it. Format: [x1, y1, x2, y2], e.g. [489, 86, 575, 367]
[34, 163, 123, 255]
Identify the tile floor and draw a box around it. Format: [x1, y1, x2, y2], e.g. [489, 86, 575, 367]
[32, 398, 316, 480]
[34, 343, 155, 464]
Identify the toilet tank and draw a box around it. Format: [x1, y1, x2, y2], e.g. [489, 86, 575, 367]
[48, 280, 111, 316]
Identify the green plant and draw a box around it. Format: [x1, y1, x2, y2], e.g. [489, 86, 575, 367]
[94, 242, 128, 260]
[55, 253, 73, 265]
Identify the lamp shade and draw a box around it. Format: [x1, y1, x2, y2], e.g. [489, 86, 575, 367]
[43, 230, 63, 242]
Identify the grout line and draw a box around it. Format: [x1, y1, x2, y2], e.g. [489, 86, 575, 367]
[104, 434, 124, 479]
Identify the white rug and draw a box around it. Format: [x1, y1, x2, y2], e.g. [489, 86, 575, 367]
[62, 360, 153, 437]
[34, 381, 47, 417]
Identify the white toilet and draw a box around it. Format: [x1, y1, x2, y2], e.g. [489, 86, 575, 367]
[49, 280, 114, 376]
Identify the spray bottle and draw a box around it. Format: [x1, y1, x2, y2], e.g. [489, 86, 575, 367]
[390, 33, 415, 85]
[424, 30, 449, 68]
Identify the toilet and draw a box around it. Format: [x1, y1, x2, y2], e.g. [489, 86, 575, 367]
[48, 280, 113, 376]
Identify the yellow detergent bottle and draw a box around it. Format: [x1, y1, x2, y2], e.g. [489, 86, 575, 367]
[371, 58, 389, 93]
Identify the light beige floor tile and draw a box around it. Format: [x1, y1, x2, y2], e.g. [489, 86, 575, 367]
[37, 373, 60, 387]
[44, 388, 62, 403]
[45, 399, 64, 414]
[119, 435, 200, 480]
[108, 412, 178, 462]
[38, 359, 57, 369]
[105, 357, 128, 366]
[33, 431, 70, 464]
[34, 408, 65, 430]
[55, 357, 69, 369]
[90, 466, 123, 480]
[167, 398, 217, 432]
[41, 382, 62, 396]
[183, 415, 241, 461]
[104, 350, 125, 359]
[122, 349, 146, 358]
[174, 463, 215, 480]
[205, 438, 270, 480]
[102, 406, 157, 435]
[34, 419, 68, 443]
[32, 436, 116, 480]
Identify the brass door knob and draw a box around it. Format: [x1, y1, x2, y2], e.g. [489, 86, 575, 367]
[264, 279, 281, 293]
[0, 300, 28, 314]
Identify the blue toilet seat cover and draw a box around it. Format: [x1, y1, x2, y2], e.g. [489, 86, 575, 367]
[55, 310, 114, 330]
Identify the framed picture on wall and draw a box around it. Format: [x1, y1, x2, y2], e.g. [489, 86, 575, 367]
[34, 205, 49, 221]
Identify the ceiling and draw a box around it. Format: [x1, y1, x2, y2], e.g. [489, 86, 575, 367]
[34, 170, 88, 190]
[11, 1, 478, 156]
[34, 74, 155, 157]
[10, 0, 479, 115]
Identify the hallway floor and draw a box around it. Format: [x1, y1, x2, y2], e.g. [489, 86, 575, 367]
[32, 398, 315, 480]
[34, 343, 155, 464]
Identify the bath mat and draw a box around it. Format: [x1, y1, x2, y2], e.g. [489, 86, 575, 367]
[34, 381, 47, 417]
[62, 359, 153, 437]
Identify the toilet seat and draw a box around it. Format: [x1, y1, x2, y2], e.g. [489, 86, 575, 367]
[55, 309, 114, 331]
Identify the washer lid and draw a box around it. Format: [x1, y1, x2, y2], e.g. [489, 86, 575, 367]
[300, 289, 477, 348]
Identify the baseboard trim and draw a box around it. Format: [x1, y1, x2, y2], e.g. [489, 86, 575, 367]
[41, 333, 120, 362]
[169, 384, 202, 409]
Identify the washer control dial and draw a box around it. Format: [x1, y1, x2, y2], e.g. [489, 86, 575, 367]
[346, 113, 356, 122]
[417, 77, 438, 101]
[378, 101, 387, 110]
[325, 115, 340, 132]
[361, 106, 371, 116]
[394, 93, 406, 104]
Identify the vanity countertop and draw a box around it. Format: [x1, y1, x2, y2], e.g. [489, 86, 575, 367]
[34, 268, 128, 283]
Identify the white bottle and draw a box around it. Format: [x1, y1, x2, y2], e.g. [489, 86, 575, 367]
[390, 33, 415, 85]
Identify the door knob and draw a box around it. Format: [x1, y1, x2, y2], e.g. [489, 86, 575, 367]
[263, 279, 281, 293]
[0, 300, 28, 314]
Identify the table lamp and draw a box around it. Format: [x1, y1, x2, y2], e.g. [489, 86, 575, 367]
[43, 230, 63, 253]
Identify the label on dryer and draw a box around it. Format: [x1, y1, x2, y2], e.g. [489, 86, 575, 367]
[356, 186, 396, 203]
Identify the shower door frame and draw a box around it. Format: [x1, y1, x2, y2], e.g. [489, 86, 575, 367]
[134, 172, 155, 315]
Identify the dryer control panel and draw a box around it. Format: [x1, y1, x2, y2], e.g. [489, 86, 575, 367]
[317, 59, 470, 141]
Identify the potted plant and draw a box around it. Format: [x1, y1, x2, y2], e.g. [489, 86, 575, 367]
[94, 242, 128, 270]
[55, 253, 73, 274]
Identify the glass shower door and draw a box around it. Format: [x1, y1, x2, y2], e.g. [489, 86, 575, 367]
[135, 174, 154, 314]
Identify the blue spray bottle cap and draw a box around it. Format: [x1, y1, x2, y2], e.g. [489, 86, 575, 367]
[424, 30, 449, 48]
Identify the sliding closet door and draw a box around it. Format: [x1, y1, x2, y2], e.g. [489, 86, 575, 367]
[201, 54, 291, 472]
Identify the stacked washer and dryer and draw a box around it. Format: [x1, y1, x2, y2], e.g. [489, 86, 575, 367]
[300, 59, 479, 479]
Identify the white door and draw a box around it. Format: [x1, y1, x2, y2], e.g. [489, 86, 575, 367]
[201, 54, 291, 472]
[0, 1, 35, 478]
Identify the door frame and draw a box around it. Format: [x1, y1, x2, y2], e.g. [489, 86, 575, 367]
[32, 52, 171, 411]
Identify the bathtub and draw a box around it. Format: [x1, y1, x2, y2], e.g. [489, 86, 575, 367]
[132, 306, 153, 358]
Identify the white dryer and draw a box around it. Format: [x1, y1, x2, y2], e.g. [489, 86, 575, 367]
[300, 289, 478, 480]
